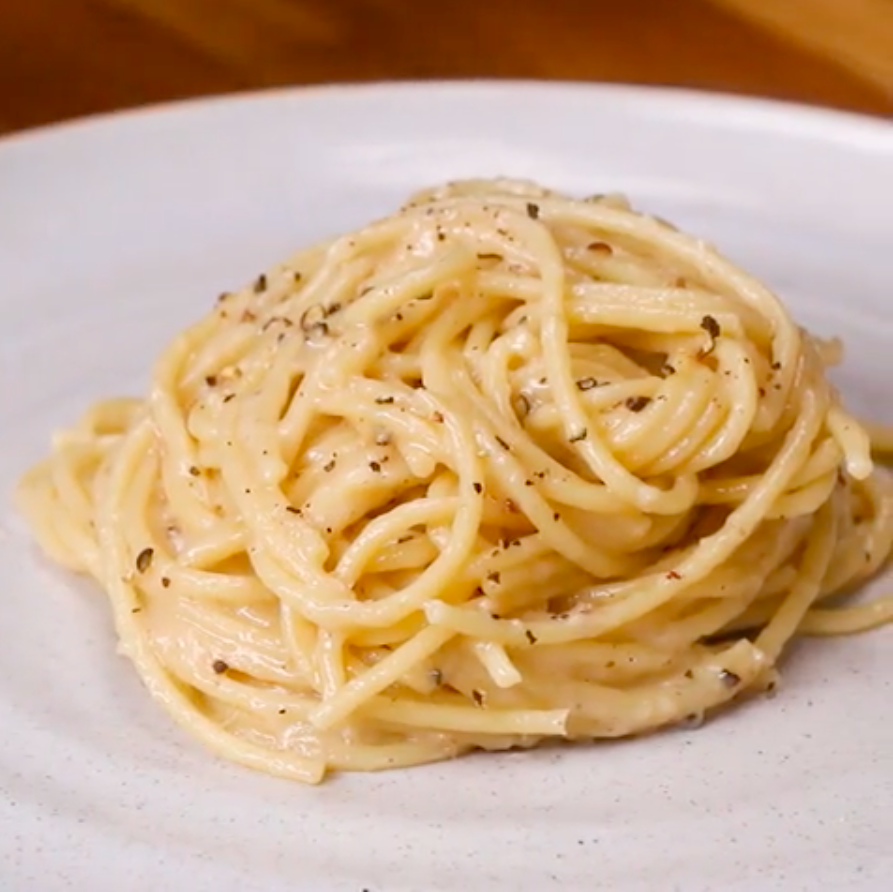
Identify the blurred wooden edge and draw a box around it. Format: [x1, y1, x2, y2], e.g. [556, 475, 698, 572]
[710, 0, 893, 94]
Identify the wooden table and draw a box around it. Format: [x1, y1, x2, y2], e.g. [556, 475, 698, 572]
[1, 0, 891, 135]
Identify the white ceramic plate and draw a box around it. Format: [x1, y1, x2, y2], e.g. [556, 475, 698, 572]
[1, 82, 891, 892]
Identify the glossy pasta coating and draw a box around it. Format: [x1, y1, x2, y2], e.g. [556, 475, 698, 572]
[18, 179, 893, 783]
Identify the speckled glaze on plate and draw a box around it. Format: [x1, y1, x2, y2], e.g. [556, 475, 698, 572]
[1, 82, 891, 892]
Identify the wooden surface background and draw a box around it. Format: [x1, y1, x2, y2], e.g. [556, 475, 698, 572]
[1, 0, 892, 135]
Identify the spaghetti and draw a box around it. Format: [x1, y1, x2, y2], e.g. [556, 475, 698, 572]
[17, 179, 893, 783]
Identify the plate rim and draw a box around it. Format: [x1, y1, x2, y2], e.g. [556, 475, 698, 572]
[1, 78, 891, 153]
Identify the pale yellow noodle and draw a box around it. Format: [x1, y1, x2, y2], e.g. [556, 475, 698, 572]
[16, 178, 893, 783]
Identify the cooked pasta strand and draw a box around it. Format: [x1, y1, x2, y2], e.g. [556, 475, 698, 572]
[16, 179, 892, 783]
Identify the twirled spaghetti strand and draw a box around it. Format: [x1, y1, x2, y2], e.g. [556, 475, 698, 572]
[17, 179, 893, 783]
